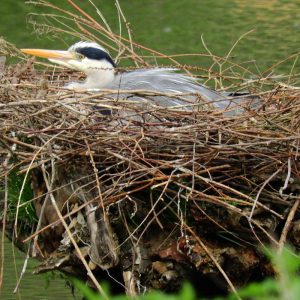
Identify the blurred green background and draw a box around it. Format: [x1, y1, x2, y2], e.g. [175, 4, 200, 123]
[1, 0, 300, 299]
[1, 0, 300, 73]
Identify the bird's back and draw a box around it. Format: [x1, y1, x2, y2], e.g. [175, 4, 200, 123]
[106, 68, 233, 110]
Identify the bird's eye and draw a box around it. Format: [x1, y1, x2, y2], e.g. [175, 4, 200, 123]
[76, 53, 85, 60]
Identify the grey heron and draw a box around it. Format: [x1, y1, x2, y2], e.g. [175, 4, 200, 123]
[21, 41, 242, 112]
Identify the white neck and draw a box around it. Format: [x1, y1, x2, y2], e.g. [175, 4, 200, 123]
[65, 59, 115, 90]
[84, 68, 115, 89]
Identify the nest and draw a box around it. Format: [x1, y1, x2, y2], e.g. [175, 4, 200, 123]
[1, 57, 300, 297]
[0, 1, 300, 297]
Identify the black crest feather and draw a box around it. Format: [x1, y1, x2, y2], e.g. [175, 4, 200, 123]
[76, 47, 116, 67]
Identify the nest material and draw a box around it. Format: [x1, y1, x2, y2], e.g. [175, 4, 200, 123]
[1, 61, 300, 297]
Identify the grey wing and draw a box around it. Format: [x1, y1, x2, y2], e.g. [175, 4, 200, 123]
[106, 68, 233, 110]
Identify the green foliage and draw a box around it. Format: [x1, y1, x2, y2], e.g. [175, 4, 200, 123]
[6, 167, 36, 226]
[224, 247, 300, 300]
[74, 247, 300, 300]
[74, 280, 195, 300]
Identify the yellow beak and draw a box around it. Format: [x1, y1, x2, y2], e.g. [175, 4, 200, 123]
[20, 48, 74, 60]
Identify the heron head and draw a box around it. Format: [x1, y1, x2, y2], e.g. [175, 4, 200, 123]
[21, 41, 116, 74]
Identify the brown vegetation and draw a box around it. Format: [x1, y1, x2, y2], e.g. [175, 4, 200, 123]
[1, 1, 300, 298]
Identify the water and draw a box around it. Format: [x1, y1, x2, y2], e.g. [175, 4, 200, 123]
[1, 238, 80, 300]
[1, 0, 300, 73]
[122, 0, 300, 73]
[1, 0, 300, 298]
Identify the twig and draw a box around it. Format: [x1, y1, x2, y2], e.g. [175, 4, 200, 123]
[278, 198, 300, 254]
[0, 153, 11, 288]
[41, 159, 108, 299]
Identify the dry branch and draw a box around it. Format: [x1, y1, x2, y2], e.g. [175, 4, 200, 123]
[1, 0, 300, 297]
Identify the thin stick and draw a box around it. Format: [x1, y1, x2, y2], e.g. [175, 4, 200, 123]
[278, 198, 300, 254]
[41, 160, 108, 299]
[185, 224, 241, 299]
[13, 242, 31, 293]
[0, 153, 10, 288]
